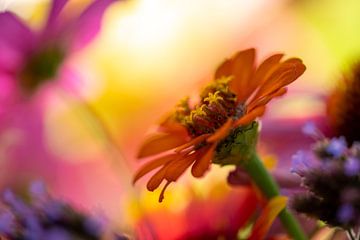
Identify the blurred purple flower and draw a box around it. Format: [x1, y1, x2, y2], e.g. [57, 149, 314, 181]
[344, 157, 360, 176]
[0, 181, 128, 240]
[326, 137, 347, 158]
[302, 121, 321, 138]
[0, 211, 15, 235]
[337, 204, 354, 224]
[290, 151, 312, 177]
[292, 134, 360, 229]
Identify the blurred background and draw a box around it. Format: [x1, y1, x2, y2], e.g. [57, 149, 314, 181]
[1, 0, 360, 238]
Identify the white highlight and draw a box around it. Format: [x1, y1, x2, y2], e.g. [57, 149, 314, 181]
[0, 0, 12, 12]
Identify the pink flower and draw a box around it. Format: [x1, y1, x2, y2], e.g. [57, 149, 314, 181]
[0, 0, 118, 108]
[0, 0, 123, 216]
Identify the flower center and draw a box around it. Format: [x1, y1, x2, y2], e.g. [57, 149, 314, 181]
[175, 77, 240, 137]
[18, 45, 65, 93]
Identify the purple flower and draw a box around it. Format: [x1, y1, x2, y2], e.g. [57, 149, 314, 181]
[344, 157, 360, 176]
[326, 137, 347, 158]
[44, 228, 71, 240]
[0, 0, 118, 106]
[337, 204, 354, 224]
[302, 121, 320, 138]
[0, 211, 15, 235]
[290, 151, 312, 177]
[0, 181, 126, 239]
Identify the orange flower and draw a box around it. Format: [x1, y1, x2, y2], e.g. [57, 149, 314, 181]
[134, 48, 306, 202]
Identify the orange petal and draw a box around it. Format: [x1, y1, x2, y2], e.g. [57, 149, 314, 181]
[230, 48, 256, 103]
[234, 106, 266, 127]
[158, 181, 171, 202]
[263, 63, 305, 97]
[215, 55, 235, 79]
[164, 152, 198, 182]
[247, 87, 287, 113]
[191, 144, 216, 177]
[246, 54, 284, 101]
[207, 118, 233, 143]
[253, 58, 305, 101]
[138, 133, 188, 158]
[133, 153, 180, 184]
[146, 166, 168, 191]
[253, 54, 284, 85]
[175, 134, 211, 152]
[249, 196, 288, 240]
[159, 115, 188, 135]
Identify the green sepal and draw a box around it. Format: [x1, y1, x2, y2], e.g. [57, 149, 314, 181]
[213, 121, 259, 166]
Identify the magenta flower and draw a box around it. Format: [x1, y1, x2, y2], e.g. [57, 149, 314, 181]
[0, 0, 117, 108]
[0, 0, 123, 214]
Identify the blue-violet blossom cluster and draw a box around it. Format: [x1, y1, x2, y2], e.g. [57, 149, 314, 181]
[0, 181, 128, 240]
[291, 123, 360, 229]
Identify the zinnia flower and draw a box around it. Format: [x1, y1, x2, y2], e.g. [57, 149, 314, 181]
[0, 0, 117, 110]
[134, 48, 306, 202]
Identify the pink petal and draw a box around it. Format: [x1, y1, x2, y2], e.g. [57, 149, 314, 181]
[0, 73, 17, 116]
[45, 0, 69, 28]
[0, 12, 34, 51]
[0, 12, 34, 70]
[67, 0, 118, 51]
[0, 40, 23, 72]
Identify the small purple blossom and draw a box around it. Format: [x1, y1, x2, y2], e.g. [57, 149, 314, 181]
[44, 228, 71, 240]
[292, 135, 360, 229]
[0, 181, 127, 239]
[302, 121, 320, 138]
[290, 151, 312, 177]
[326, 137, 347, 158]
[0, 211, 15, 235]
[29, 180, 47, 198]
[84, 216, 106, 237]
[344, 157, 360, 176]
[337, 204, 354, 224]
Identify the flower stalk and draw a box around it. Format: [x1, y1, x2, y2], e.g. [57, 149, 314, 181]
[215, 123, 307, 239]
[242, 153, 307, 240]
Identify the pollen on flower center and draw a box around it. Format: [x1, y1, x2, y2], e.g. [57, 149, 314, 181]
[175, 77, 239, 137]
[18, 45, 65, 93]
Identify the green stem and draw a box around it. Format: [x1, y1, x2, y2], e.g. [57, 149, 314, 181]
[242, 153, 308, 240]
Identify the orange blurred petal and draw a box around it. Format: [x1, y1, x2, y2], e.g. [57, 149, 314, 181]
[215, 55, 234, 79]
[234, 106, 266, 127]
[229, 48, 256, 103]
[251, 54, 284, 95]
[133, 153, 180, 184]
[164, 152, 198, 182]
[249, 196, 288, 240]
[175, 134, 211, 152]
[243, 53, 284, 102]
[207, 118, 233, 143]
[138, 133, 188, 158]
[253, 58, 305, 101]
[191, 144, 216, 177]
[159, 181, 171, 202]
[247, 87, 287, 112]
[159, 115, 188, 135]
[146, 166, 168, 191]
